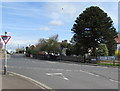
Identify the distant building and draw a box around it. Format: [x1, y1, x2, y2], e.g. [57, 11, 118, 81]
[62, 40, 68, 43]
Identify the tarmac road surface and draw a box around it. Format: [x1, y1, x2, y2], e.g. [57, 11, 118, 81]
[3, 54, 119, 89]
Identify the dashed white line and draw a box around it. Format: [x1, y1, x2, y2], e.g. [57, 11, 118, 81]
[46, 61, 57, 64]
[63, 77, 69, 80]
[109, 79, 120, 83]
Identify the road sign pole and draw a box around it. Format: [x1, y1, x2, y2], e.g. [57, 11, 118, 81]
[1, 32, 11, 75]
[3, 43, 7, 75]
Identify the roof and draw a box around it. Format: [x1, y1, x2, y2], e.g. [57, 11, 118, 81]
[115, 36, 120, 43]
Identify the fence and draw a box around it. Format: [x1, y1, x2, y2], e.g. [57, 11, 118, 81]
[33, 54, 48, 60]
[28, 54, 120, 64]
[98, 56, 120, 64]
[32, 54, 95, 63]
[57, 55, 84, 63]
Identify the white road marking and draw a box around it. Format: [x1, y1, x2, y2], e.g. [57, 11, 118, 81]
[94, 75, 100, 77]
[46, 61, 57, 64]
[78, 70, 120, 83]
[62, 75, 69, 80]
[46, 73, 69, 81]
[109, 79, 120, 83]
[8, 66, 119, 83]
[63, 77, 69, 80]
[78, 70, 101, 77]
[46, 73, 62, 76]
[8, 73, 14, 76]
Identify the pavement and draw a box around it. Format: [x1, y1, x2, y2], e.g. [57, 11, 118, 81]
[2, 72, 42, 89]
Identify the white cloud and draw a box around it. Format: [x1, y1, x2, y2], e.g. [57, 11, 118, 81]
[50, 12, 60, 19]
[1, 5, 45, 19]
[3, 26, 51, 31]
[9, 40, 27, 45]
[50, 20, 64, 26]
[39, 27, 50, 31]
[2, 26, 37, 31]
[0, 5, 41, 11]
[46, 3, 78, 21]
[8, 39, 38, 49]
[7, 11, 43, 19]
[60, 5, 77, 15]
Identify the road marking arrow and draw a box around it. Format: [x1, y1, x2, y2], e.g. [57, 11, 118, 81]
[46, 73, 69, 80]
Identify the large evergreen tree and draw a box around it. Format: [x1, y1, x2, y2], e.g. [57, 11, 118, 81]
[71, 6, 118, 56]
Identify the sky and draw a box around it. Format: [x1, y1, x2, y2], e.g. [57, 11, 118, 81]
[0, 2, 118, 51]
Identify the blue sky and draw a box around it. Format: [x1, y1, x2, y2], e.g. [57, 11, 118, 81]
[0, 2, 118, 50]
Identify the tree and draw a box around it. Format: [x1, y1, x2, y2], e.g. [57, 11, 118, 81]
[38, 38, 48, 52]
[96, 44, 109, 56]
[60, 40, 73, 56]
[71, 6, 118, 56]
[37, 35, 60, 53]
[60, 40, 69, 49]
[46, 37, 60, 53]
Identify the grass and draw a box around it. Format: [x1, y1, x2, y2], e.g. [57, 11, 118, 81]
[98, 63, 120, 66]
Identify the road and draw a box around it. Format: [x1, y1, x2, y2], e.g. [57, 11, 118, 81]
[5, 54, 119, 89]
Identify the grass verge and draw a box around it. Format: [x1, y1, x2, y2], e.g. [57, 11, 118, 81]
[98, 63, 120, 66]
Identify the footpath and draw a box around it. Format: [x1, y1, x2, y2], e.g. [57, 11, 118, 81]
[0, 54, 42, 90]
[1, 72, 43, 90]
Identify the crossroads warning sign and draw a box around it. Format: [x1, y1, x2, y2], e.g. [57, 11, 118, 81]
[1, 35, 11, 44]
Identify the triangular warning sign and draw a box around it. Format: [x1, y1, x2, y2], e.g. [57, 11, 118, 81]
[1, 35, 11, 44]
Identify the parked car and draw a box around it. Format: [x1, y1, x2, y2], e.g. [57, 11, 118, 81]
[39, 51, 48, 60]
[48, 52, 60, 60]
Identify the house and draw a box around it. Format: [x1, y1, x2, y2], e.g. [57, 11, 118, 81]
[115, 36, 120, 55]
[0, 38, 3, 48]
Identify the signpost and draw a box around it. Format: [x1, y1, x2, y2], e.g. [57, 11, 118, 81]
[1, 32, 11, 75]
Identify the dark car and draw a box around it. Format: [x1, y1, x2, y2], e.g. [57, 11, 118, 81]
[48, 52, 60, 60]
